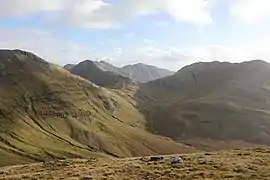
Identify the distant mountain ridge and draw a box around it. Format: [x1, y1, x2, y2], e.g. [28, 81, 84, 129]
[120, 63, 174, 83]
[70, 60, 134, 89]
[136, 60, 270, 148]
[2, 49, 270, 168]
[63, 64, 75, 71]
[65, 61, 174, 83]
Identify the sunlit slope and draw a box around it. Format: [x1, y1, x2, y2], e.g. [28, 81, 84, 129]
[0, 50, 193, 167]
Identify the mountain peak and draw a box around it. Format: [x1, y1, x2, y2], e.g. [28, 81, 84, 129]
[63, 64, 75, 71]
[120, 63, 174, 83]
[98, 60, 112, 65]
[70, 59, 134, 89]
[0, 49, 43, 62]
[177, 61, 231, 73]
[79, 59, 95, 65]
[0, 49, 49, 74]
[123, 63, 165, 69]
[175, 60, 269, 77]
[65, 60, 174, 83]
[136, 59, 270, 148]
[241, 59, 268, 66]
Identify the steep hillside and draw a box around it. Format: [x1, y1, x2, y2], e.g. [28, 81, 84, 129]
[120, 63, 174, 83]
[136, 60, 270, 147]
[70, 60, 134, 89]
[63, 64, 75, 71]
[67, 61, 174, 83]
[1, 148, 270, 179]
[0, 50, 193, 167]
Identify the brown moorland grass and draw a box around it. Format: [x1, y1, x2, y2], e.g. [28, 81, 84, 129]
[0, 148, 270, 180]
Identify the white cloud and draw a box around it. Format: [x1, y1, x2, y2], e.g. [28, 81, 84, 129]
[0, 0, 215, 28]
[143, 39, 156, 45]
[102, 44, 270, 71]
[123, 0, 214, 24]
[59, 0, 121, 29]
[1, 28, 270, 70]
[125, 32, 134, 38]
[4, 0, 270, 27]
[0, 28, 94, 65]
[160, 0, 213, 24]
[0, 0, 64, 18]
[229, 0, 270, 24]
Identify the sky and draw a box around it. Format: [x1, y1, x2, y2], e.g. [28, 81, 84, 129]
[0, 0, 270, 71]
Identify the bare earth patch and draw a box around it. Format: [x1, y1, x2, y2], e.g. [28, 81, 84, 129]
[0, 148, 270, 180]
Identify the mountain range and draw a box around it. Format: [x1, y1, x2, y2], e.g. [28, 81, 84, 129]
[0, 50, 190, 167]
[0, 49, 270, 167]
[69, 60, 134, 89]
[64, 60, 174, 83]
[136, 60, 270, 148]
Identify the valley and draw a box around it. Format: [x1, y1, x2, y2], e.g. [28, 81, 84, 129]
[0, 50, 191, 167]
[0, 50, 270, 179]
[1, 1, 269, 179]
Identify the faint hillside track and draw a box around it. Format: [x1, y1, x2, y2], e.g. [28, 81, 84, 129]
[0, 148, 270, 180]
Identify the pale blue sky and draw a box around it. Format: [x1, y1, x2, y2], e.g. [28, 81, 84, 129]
[0, 0, 269, 70]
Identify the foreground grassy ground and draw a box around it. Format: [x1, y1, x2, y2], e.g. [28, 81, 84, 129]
[0, 148, 270, 180]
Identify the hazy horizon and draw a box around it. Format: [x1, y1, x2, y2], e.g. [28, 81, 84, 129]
[0, 0, 269, 71]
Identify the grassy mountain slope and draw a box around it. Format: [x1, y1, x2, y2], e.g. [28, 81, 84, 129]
[70, 60, 134, 89]
[1, 148, 270, 179]
[0, 50, 193, 167]
[136, 61, 270, 147]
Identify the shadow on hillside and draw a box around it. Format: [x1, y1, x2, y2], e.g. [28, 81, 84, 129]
[133, 81, 270, 150]
[133, 82, 174, 138]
